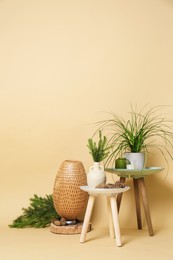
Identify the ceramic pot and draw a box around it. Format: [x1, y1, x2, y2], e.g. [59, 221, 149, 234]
[87, 162, 106, 188]
[124, 152, 145, 170]
[53, 160, 88, 220]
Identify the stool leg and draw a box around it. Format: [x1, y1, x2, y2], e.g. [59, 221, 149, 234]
[110, 196, 122, 247]
[107, 197, 115, 239]
[133, 178, 142, 229]
[138, 178, 154, 236]
[80, 195, 95, 243]
[117, 177, 126, 212]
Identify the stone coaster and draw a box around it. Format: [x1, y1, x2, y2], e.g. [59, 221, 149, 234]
[50, 221, 91, 235]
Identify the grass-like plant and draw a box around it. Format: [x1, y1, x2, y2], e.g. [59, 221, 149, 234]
[87, 130, 111, 162]
[94, 105, 173, 167]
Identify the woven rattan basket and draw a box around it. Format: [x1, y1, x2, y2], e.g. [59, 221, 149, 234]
[53, 160, 88, 220]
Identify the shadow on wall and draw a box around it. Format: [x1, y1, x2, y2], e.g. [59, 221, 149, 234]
[163, 0, 173, 4]
[145, 173, 173, 230]
[112, 173, 173, 232]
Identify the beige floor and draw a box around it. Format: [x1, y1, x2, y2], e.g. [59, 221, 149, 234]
[1, 223, 173, 260]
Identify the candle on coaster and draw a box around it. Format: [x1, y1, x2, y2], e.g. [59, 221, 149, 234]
[126, 164, 135, 169]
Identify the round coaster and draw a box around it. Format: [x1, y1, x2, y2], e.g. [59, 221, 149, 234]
[50, 221, 91, 235]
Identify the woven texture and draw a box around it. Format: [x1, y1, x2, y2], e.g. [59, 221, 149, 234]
[53, 160, 88, 220]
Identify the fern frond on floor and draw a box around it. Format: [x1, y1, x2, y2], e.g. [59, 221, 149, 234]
[9, 194, 60, 228]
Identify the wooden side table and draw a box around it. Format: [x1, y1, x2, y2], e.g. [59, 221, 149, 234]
[105, 167, 164, 236]
[79, 186, 130, 247]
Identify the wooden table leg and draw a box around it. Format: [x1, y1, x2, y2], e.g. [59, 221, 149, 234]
[133, 178, 142, 229]
[107, 196, 115, 239]
[138, 177, 154, 236]
[110, 196, 122, 247]
[80, 195, 95, 243]
[117, 177, 126, 212]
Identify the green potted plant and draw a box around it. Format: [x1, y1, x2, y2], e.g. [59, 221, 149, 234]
[94, 105, 173, 169]
[87, 130, 111, 188]
[87, 130, 111, 163]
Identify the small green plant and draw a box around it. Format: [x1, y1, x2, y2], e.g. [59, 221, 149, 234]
[87, 130, 111, 162]
[9, 194, 60, 228]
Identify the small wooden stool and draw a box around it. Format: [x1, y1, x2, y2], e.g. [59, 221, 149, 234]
[80, 186, 130, 247]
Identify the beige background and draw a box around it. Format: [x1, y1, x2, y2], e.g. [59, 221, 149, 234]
[1, 0, 173, 259]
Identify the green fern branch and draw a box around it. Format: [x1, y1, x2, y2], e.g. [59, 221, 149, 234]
[9, 194, 60, 228]
[87, 130, 111, 162]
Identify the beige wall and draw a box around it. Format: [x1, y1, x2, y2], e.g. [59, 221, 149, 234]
[1, 0, 173, 230]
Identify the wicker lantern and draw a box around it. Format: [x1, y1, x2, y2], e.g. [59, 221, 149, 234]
[53, 160, 88, 220]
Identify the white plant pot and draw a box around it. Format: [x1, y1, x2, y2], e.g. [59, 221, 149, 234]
[124, 152, 145, 170]
[87, 162, 106, 188]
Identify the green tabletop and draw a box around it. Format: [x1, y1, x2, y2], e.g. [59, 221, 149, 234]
[105, 167, 164, 178]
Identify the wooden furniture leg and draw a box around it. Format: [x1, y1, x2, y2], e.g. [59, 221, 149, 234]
[107, 196, 115, 239]
[110, 196, 122, 247]
[117, 177, 126, 212]
[80, 195, 95, 243]
[133, 178, 142, 229]
[138, 177, 154, 236]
